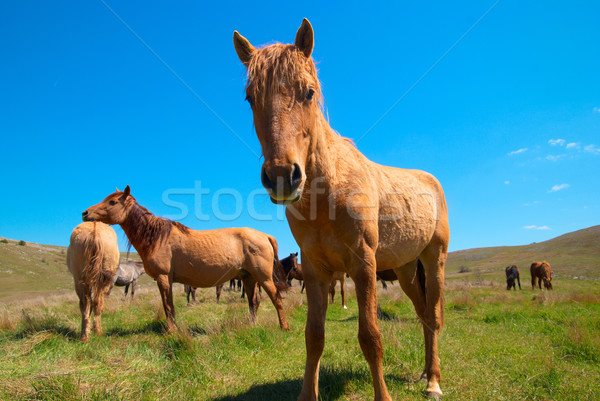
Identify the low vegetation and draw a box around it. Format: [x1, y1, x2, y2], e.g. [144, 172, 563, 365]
[0, 276, 599, 400]
[0, 228, 598, 400]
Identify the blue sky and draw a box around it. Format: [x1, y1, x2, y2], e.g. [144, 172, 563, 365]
[1, 1, 599, 255]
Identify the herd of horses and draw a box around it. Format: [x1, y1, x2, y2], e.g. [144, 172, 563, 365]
[505, 261, 553, 291]
[64, 19, 552, 401]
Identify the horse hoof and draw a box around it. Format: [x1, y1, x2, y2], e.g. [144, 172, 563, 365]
[426, 382, 443, 400]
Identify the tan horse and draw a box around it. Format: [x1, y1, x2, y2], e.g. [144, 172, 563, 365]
[82, 186, 290, 331]
[234, 19, 449, 400]
[530, 261, 553, 290]
[329, 272, 347, 309]
[67, 222, 120, 342]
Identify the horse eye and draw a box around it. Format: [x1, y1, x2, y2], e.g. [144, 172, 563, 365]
[109, 200, 117, 206]
[245, 94, 254, 106]
[306, 89, 315, 101]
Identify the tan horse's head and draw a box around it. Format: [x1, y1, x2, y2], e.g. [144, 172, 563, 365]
[82, 185, 133, 225]
[234, 19, 321, 204]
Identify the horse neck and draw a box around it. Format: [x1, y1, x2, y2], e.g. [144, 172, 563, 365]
[295, 112, 366, 212]
[120, 202, 160, 258]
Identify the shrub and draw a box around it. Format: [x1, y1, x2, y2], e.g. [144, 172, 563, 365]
[458, 265, 471, 273]
[18, 240, 26, 246]
[0, 239, 8, 244]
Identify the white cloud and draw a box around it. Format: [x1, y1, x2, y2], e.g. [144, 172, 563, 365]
[566, 142, 579, 149]
[523, 201, 541, 206]
[504, 180, 510, 185]
[549, 183, 570, 192]
[548, 139, 566, 146]
[545, 155, 563, 162]
[584, 144, 600, 154]
[524, 225, 551, 230]
[593, 107, 600, 113]
[508, 148, 528, 156]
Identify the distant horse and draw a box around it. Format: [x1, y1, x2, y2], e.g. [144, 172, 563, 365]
[229, 279, 242, 291]
[530, 261, 553, 290]
[289, 263, 305, 292]
[234, 18, 448, 399]
[329, 272, 347, 309]
[83, 186, 290, 331]
[184, 285, 197, 305]
[280, 252, 300, 285]
[67, 222, 119, 342]
[505, 265, 521, 290]
[376, 269, 399, 290]
[109, 261, 145, 299]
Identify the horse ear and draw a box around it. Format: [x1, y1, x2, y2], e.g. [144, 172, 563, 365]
[115, 187, 120, 192]
[295, 18, 314, 58]
[124, 185, 131, 197]
[233, 31, 255, 67]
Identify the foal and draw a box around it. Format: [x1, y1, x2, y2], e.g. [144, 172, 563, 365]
[83, 186, 290, 331]
[234, 18, 449, 400]
[505, 265, 521, 290]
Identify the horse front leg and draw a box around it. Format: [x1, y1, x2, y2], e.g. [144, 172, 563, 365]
[340, 276, 347, 309]
[298, 256, 331, 401]
[156, 274, 177, 333]
[349, 250, 391, 401]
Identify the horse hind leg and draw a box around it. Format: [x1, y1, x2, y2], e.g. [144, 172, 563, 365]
[418, 240, 447, 399]
[76, 284, 91, 342]
[258, 278, 290, 330]
[241, 277, 260, 323]
[92, 284, 111, 336]
[328, 280, 336, 304]
[340, 277, 347, 309]
[156, 274, 177, 333]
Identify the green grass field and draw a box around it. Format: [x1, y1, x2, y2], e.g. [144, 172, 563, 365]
[1, 228, 599, 400]
[1, 277, 599, 400]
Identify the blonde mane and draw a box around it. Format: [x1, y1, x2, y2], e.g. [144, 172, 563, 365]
[246, 43, 322, 106]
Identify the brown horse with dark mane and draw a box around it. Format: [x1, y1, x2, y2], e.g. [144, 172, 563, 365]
[234, 18, 449, 400]
[505, 265, 521, 291]
[82, 186, 290, 331]
[530, 261, 553, 290]
[67, 222, 119, 342]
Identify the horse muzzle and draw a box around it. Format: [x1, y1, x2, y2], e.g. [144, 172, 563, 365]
[261, 162, 304, 204]
[82, 210, 95, 222]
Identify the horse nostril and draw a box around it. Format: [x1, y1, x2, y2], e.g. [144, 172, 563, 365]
[290, 163, 302, 191]
[261, 166, 274, 191]
[82, 210, 88, 217]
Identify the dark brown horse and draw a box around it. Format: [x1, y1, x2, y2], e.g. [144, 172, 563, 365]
[376, 269, 399, 290]
[280, 252, 300, 284]
[234, 19, 449, 399]
[184, 285, 197, 305]
[530, 261, 553, 290]
[505, 265, 521, 290]
[82, 186, 290, 331]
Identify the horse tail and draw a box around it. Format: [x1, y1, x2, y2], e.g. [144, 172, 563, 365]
[267, 235, 290, 293]
[417, 259, 444, 329]
[83, 223, 114, 299]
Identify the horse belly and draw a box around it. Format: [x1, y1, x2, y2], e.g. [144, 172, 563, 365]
[171, 249, 243, 288]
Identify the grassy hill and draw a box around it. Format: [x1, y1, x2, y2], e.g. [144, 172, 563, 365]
[446, 225, 600, 280]
[1, 225, 598, 301]
[0, 237, 146, 302]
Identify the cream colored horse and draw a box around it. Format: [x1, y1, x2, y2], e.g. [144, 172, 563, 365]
[67, 222, 120, 342]
[234, 19, 449, 400]
[82, 186, 290, 331]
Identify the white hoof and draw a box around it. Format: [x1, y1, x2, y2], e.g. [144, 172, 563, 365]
[343, 305, 347, 309]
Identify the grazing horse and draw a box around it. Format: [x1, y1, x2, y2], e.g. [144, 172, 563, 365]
[505, 265, 521, 291]
[67, 222, 119, 342]
[530, 261, 553, 290]
[184, 285, 197, 305]
[234, 18, 449, 400]
[289, 263, 305, 293]
[109, 261, 145, 299]
[82, 186, 290, 331]
[329, 271, 347, 309]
